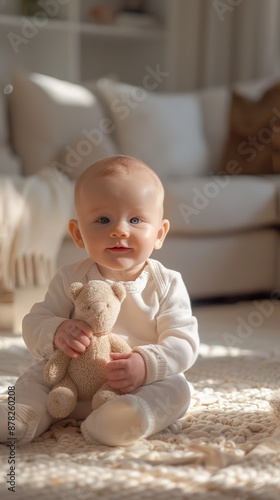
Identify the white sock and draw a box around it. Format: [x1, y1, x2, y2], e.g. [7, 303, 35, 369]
[81, 395, 155, 446]
[0, 403, 40, 446]
[165, 419, 183, 434]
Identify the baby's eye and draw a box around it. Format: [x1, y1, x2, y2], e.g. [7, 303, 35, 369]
[130, 217, 141, 224]
[97, 217, 110, 224]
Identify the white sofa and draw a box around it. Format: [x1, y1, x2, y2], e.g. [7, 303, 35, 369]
[1, 69, 280, 301]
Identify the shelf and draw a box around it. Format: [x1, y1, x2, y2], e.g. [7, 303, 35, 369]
[0, 14, 69, 31]
[0, 14, 164, 40]
[0, 0, 175, 88]
[80, 21, 164, 40]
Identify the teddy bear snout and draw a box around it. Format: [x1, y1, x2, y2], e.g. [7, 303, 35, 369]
[94, 302, 110, 316]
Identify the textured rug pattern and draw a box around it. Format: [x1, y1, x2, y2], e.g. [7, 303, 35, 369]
[0, 335, 280, 500]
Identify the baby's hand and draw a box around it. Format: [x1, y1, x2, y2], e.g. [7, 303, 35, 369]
[105, 352, 146, 393]
[54, 320, 92, 359]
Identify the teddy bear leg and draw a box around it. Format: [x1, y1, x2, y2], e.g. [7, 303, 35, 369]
[91, 383, 119, 411]
[47, 375, 78, 419]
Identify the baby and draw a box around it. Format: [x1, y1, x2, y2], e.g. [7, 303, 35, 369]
[0, 155, 199, 446]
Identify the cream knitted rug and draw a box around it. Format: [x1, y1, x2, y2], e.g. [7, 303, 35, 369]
[0, 334, 280, 500]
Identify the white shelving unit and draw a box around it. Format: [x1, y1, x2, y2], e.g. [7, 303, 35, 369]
[0, 0, 182, 90]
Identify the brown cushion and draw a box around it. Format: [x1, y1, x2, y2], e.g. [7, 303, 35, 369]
[220, 82, 280, 174]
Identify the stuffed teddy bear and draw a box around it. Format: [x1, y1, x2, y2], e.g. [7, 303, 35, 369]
[44, 279, 131, 419]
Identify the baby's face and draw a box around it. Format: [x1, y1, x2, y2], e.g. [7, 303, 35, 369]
[70, 171, 169, 280]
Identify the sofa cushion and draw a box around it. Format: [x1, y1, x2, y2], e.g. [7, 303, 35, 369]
[95, 79, 209, 178]
[234, 71, 280, 99]
[197, 86, 231, 174]
[8, 70, 119, 177]
[190, 73, 280, 176]
[219, 81, 280, 175]
[54, 131, 120, 181]
[156, 230, 276, 298]
[0, 91, 22, 176]
[164, 176, 278, 235]
[0, 146, 22, 176]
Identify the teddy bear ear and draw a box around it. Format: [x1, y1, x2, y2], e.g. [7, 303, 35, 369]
[112, 282, 126, 303]
[69, 282, 84, 301]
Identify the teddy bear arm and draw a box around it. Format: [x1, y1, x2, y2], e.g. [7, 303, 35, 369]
[44, 349, 71, 385]
[109, 334, 131, 353]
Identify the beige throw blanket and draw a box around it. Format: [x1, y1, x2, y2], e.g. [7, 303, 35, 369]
[0, 168, 74, 290]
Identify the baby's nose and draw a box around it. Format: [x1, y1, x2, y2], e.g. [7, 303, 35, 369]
[110, 223, 129, 238]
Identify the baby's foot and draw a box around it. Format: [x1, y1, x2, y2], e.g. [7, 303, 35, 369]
[82, 395, 155, 446]
[0, 403, 40, 446]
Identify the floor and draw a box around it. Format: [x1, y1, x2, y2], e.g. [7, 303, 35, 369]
[0, 286, 47, 333]
[194, 298, 280, 356]
[1, 287, 279, 357]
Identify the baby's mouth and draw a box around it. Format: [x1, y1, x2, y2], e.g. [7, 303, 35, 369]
[107, 246, 131, 252]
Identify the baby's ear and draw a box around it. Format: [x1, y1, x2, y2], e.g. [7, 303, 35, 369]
[69, 282, 84, 301]
[112, 283, 126, 303]
[154, 219, 170, 250]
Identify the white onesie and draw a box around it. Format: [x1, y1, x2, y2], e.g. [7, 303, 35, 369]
[0, 258, 199, 446]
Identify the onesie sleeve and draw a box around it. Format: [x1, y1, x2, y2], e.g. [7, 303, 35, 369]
[132, 271, 199, 384]
[22, 267, 74, 360]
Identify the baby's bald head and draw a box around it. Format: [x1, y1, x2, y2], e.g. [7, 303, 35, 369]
[74, 155, 165, 218]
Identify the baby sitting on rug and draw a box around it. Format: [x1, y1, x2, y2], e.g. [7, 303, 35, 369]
[0, 155, 199, 446]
